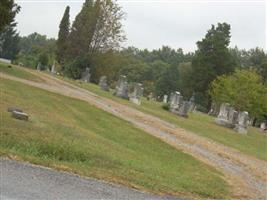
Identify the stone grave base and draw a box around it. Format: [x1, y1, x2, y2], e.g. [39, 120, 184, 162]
[215, 118, 235, 128]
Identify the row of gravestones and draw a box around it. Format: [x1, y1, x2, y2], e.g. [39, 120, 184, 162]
[215, 103, 249, 134]
[167, 91, 196, 118]
[37, 61, 57, 75]
[112, 75, 144, 105]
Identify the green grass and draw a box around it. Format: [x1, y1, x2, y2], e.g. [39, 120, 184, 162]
[0, 78, 230, 199]
[60, 77, 267, 161]
[0, 62, 42, 82]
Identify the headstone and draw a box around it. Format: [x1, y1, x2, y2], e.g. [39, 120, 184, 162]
[260, 122, 267, 133]
[81, 67, 91, 83]
[129, 83, 144, 105]
[208, 103, 220, 116]
[188, 94, 196, 112]
[11, 111, 29, 121]
[178, 101, 191, 118]
[51, 61, 57, 74]
[99, 76, 109, 91]
[215, 103, 231, 127]
[0, 58, 11, 64]
[227, 107, 239, 127]
[7, 107, 23, 113]
[114, 75, 129, 99]
[234, 111, 249, 134]
[169, 91, 183, 114]
[37, 62, 42, 71]
[163, 95, 168, 104]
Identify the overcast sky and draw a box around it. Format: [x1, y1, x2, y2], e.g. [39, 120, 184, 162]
[15, 0, 266, 52]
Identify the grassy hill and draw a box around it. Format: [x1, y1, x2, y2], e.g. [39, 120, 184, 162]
[0, 73, 229, 198]
[1, 63, 266, 161]
[60, 75, 267, 161]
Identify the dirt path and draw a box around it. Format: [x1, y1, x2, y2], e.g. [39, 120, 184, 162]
[1, 71, 267, 199]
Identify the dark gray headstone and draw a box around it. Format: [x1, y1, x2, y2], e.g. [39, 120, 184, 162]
[99, 76, 109, 91]
[114, 75, 129, 99]
[178, 101, 191, 118]
[81, 67, 91, 83]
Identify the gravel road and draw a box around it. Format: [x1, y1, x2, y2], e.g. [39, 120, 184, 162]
[0, 158, 180, 200]
[1, 70, 267, 199]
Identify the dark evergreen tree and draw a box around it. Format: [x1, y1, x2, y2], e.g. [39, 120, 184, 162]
[56, 6, 70, 65]
[0, 0, 20, 32]
[0, 24, 20, 60]
[191, 23, 236, 108]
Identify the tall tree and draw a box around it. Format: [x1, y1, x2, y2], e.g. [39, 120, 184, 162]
[0, 24, 20, 60]
[0, 0, 20, 32]
[65, 0, 125, 78]
[67, 0, 125, 59]
[191, 23, 236, 108]
[56, 6, 70, 65]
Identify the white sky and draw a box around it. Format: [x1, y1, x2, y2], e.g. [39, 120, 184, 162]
[15, 0, 266, 52]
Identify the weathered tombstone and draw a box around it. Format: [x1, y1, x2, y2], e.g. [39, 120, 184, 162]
[129, 83, 144, 105]
[51, 61, 57, 74]
[169, 91, 183, 114]
[208, 103, 220, 116]
[227, 107, 239, 128]
[7, 107, 23, 113]
[260, 122, 267, 133]
[11, 111, 29, 121]
[188, 94, 196, 112]
[81, 67, 91, 83]
[178, 101, 191, 118]
[99, 76, 109, 91]
[163, 95, 168, 104]
[234, 111, 249, 134]
[37, 62, 42, 71]
[215, 103, 231, 126]
[114, 75, 129, 99]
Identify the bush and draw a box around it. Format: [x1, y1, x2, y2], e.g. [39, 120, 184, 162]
[162, 103, 170, 111]
[65, 56, 91, 79]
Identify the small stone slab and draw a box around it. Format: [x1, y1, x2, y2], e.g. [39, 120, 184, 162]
[7, 107, 23, 113]
[12, 111, 29, 121]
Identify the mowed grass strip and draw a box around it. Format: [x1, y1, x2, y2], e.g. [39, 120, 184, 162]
[60, 77, 267, 161]
[0, 78, 229, 199]
[0, 62, 42, 82]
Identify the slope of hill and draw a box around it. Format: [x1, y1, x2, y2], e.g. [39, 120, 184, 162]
[0, 75, 229, 199]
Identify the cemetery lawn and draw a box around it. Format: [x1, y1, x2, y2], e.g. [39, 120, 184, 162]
[60, 77, 267, 161]
[0, 78, 230, 199]
[0, 62, 43, 82]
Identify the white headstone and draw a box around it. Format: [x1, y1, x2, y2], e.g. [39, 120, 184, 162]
[163, 95, 168, 104]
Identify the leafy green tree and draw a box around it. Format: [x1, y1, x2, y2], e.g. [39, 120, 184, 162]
[210, 70, 267, 118]
[0, 0, 20, 32]
[16, 32, 56, 68]
[38, 52, 49, 66]
[0, 24, 20, 60]
[191, 23, 236, 108]
[258, 59, 267, 83]
[56, 6, 70, 65]
[178, 62, 194, 99]
[155, 65, 179, 97]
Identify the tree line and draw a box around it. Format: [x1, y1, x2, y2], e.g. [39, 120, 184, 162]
[0, 0, 266, 121]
